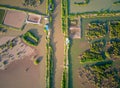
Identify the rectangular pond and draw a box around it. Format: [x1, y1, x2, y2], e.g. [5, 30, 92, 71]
[69, 0, 120, 14]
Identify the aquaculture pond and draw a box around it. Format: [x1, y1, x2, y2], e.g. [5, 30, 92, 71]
[69, 0, 120, 14]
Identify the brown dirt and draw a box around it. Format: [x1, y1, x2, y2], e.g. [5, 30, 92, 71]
[4, 10, 27, 28]
[0, 58, 41, 88]
[0, 24, 46, 88]
[52, 0, 64, 88]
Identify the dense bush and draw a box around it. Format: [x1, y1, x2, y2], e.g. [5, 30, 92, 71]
[110, 21, 120, 38]
[86, 22, 106, 40]
[108, 39, 120, 56]
[85, 61, 120, 88]
[23, 0, 41, 7]
[61, 69, 67, 88]
[74, 0, 90, 5]
[80, 50, 104, 63]
[90, 39, 106, 53]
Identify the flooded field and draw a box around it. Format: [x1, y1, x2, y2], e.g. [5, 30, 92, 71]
[69, 16, 120, 88]
[69, 0, 120, 14]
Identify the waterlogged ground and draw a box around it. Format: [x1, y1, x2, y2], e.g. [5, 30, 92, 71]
[69, 0, 120, 13]
[70, 16, 120, 88]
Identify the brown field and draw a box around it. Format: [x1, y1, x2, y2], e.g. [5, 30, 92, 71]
[0, 58, 41, 88]
[0, 23, 46, 88]
[0, 0, 46, 14]
[4, 10, 27, 28]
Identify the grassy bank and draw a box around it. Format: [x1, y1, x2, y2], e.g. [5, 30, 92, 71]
[0, 9, 5, 24]
[46, 0, 55, 87]
[46, 42, 54, 88]
[61, 0, 68, 33]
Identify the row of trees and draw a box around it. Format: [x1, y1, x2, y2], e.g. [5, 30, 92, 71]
[62, 0, 68, 33]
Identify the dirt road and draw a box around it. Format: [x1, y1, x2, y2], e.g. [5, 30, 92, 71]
[52, 0, 65, 88]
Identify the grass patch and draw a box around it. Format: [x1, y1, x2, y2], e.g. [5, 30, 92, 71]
[0, 9, 5, 24]
[61, 68, 67, 88]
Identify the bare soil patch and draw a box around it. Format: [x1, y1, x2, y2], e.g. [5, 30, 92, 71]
[4, 10, 27, 28]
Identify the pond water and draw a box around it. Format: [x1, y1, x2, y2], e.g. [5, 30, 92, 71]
[70, 0, 120, 13]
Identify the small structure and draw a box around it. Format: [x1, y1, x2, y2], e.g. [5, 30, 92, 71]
[26, 13, 41, 24]
[69, 26, 81, 39]
[44, 24, 49, 31]
[4, 10, 27, 28]
[69, 17, 81, 39]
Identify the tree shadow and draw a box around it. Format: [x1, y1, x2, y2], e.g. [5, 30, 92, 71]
[40, 0, 44, 4]
[29, 28, 42, 43]
[36, 56, 43, 63]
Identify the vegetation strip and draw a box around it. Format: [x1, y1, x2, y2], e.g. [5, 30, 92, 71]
[61, 0, 69, 88]
[46, 39, 54, 88]
[46, 0, 55, 88]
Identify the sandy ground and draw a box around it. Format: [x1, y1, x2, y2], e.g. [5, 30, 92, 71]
[0, 24, 46, 88]
[0, 0, 46, 14]
[0, 58, 41, 88]
[52, 0, 64, 88]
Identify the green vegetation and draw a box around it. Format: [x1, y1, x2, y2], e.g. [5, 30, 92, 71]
[80, 50, 104, 63]
[23, 0, 41, 7]
[110, 21, 120, 38]
[62, 0, 68, 33]
[34, 58, 41, 65]
[22, 31, 39, 46]
[90, 39, 106, 53]
[85, 60, 120, 88]
[86, 22, 106, 40]
[61, 69, 67, 88]
[0, 27, 7, 33]
[81, 39, 106, 63]
[108, 21, 120, 56]
[74, 0, 90, 6]
[0, 9, 5, 24]
[46, 38, 54, 88]
[108, 39, 120, 56]
[113, 1, 120, 5]
[48, 0, 54, 13]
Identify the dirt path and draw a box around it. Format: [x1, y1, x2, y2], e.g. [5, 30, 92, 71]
[52, 0, 64, 88]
